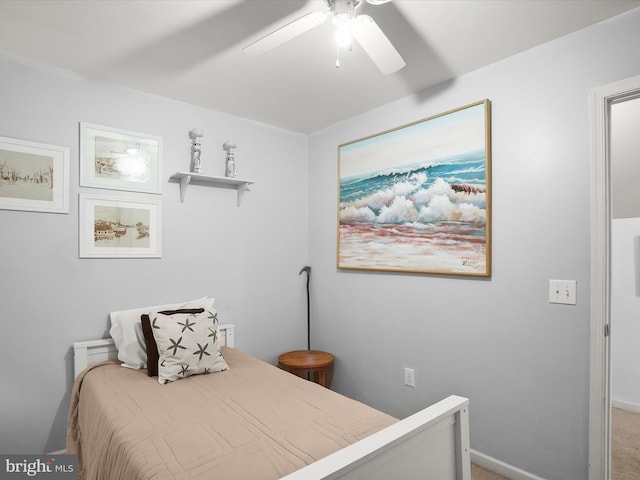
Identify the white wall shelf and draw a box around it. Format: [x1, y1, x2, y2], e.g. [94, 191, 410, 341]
[169, 172, 255, 206]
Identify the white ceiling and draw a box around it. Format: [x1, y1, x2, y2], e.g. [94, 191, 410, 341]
[1, 0, 639, 134]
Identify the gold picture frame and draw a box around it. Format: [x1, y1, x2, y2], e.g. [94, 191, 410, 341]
[338, 100, 491, 276]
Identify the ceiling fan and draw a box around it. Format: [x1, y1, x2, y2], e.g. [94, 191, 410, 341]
[243, 0, 405, 75]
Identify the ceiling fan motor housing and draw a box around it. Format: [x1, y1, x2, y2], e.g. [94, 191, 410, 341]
[329, 0, 358, 21]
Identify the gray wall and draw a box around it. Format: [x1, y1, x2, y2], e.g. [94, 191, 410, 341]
[611, 217, 640, 409]
[612, 97, 640, 219]
[0, 59, 310, 454]
[308, 9, 640, 480]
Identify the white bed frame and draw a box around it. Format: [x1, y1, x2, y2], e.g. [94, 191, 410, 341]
[72, 324, 470, 480]
[72, 323, 235, 379]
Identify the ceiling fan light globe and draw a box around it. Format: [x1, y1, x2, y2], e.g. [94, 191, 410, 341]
[332, 12, 351, 28]
[335, 27, 352, 47]
[333, 11, 354, 48]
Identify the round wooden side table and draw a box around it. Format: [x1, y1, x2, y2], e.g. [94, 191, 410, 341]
[278, 350, 334, 388]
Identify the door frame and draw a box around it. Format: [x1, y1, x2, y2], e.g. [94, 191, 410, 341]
[589, 74, 640, 480]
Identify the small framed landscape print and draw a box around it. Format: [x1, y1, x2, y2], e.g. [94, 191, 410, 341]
[79, 193, 162, 258]
[0, 136, 69, 214]
[338, 99, 491, 276]
[80, 122, 162, 194]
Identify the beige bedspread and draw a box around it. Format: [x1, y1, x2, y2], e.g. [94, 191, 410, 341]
[67, 347, 397, 480]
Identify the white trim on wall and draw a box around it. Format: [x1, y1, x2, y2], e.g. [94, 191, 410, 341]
[589, 73, 640, 480]
[471, 450, 546, 480]
[611, 399, 640, 414]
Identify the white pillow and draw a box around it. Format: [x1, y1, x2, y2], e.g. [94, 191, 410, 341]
[109, 296, 215, 369]
[151, 308, 228, 384]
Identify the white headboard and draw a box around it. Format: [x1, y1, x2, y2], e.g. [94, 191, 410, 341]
[73, 323, 235, 378]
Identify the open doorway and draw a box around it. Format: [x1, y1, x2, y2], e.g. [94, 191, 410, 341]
[610, 95, 640, 478]
[589, 75, 640, 480]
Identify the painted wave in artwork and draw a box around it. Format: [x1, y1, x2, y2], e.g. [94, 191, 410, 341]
[339, 149, 488, 273]
[340, 149, 486, 224]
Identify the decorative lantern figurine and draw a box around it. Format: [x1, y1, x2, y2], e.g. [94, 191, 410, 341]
[189, 128, 204, 173]
[223, 141, 237, 178]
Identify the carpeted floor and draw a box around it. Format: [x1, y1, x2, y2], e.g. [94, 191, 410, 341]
[471, 463, 508, 480]
[612, 407, 640, 480]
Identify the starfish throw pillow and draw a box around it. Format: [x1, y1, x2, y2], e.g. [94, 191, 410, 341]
[150, 308, 228, 384]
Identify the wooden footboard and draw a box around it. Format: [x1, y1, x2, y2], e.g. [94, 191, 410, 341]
[280, 395, 470, 480]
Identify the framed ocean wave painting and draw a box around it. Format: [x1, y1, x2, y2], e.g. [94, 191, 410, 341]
[337, 100, 491, 276]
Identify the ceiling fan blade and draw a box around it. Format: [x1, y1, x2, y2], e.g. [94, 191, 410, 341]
[244, 11, 328, 56]
[353, 15, 405, 75]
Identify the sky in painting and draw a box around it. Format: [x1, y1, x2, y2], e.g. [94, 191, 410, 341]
[0, 149, 52, 174]
[339, 102, 487, 179]
[94, 205, 149, 225]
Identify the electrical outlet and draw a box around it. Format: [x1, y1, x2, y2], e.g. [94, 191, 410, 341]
[404, 368, 415, 387]
[549, 279, 577, 305]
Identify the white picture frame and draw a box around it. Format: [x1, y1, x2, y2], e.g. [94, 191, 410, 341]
[79, 193, 162, 258]
[80, 122, 162, 194]
[0, 136, 69, 213]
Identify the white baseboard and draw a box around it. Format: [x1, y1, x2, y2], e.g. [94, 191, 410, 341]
[47, 449, 66, 455]
[471, 449, 547, 480]
[611, 399, 640, 414]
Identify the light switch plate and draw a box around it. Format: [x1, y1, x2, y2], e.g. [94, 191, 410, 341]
[549, 279, 577, 305]
[404, 368, 415, 387]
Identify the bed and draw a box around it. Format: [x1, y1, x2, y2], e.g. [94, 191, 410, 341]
[68, 313, 470, 480]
